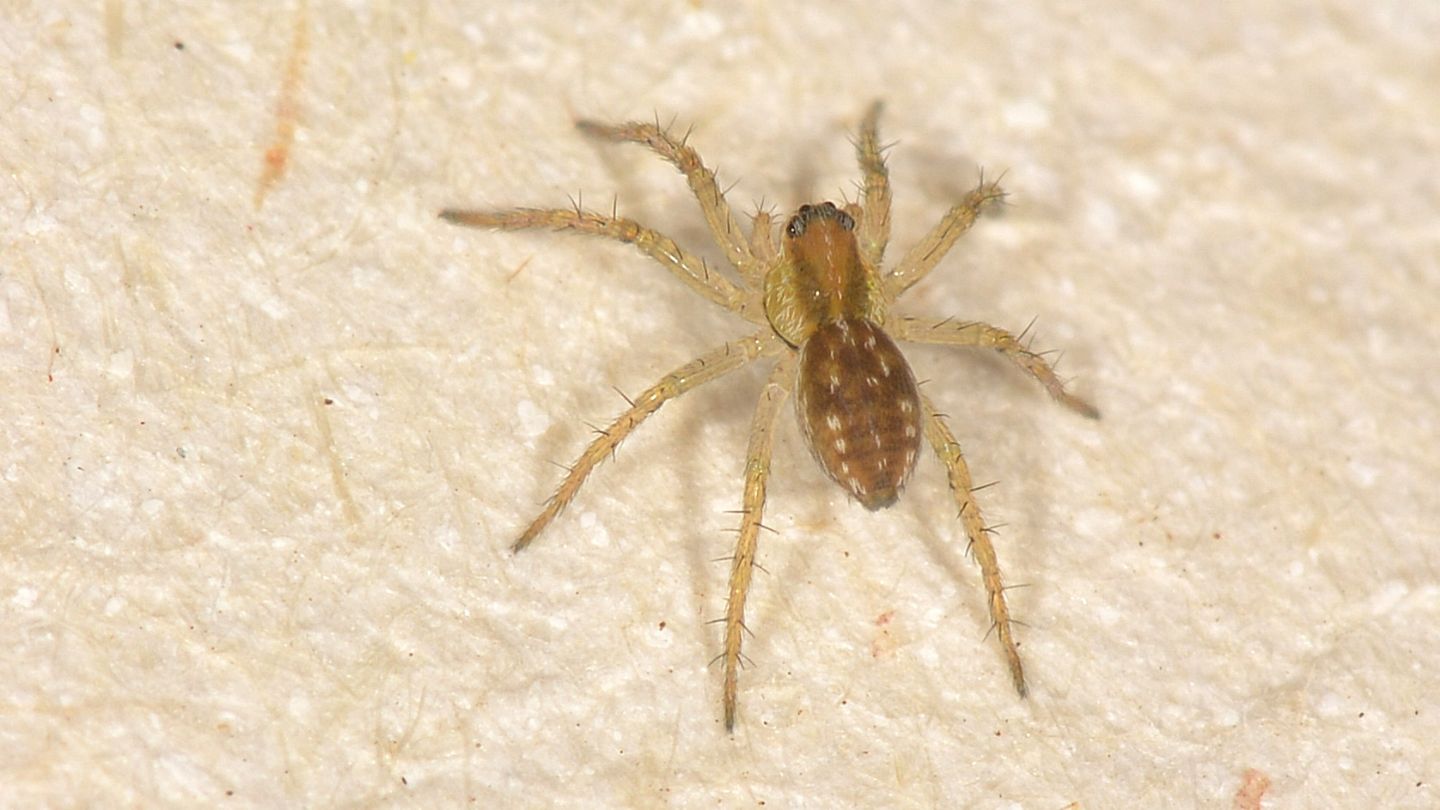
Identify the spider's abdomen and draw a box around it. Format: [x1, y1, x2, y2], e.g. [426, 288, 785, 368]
[796, 318, 922, 510]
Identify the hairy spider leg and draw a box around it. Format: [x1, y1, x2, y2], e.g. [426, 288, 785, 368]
[885, 178, 1008, 300]
[919, 392, 1028, 698]
[508, 333, 779, 553]
[854, 101, 893, 271]
[439, 207, 754, 318]
[721, 353, 796, 732]
[577, 119, 764, 287]
[748, 210, 777, 266]
[893, 317, 1101, 419]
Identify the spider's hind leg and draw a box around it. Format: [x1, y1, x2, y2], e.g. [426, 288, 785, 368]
[509, 333, 776, 553]
[919, 393, 1028, 698]
[720, 353, 795, 732]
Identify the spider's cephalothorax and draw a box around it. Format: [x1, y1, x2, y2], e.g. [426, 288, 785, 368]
[767, 201, 922, 509]
[440, 104, 1099, 732]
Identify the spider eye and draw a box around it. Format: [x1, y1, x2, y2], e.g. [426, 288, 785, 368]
[787, 202, 855, 239]
[813, 202, 854, 230]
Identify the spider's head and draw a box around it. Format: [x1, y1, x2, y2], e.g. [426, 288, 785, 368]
[767, 200, 880, 331]
[782, 202, 860, 278]
[784, 201, 854, 240]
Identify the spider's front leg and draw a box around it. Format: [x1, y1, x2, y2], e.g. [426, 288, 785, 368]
[439, 206, 755, 319]
[886, 177, 1008, 299]
[576, 118, 764, 287]
[854, 101, 893, 270]
[720, 354, 795, 731]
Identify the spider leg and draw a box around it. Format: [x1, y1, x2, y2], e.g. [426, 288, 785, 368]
[885, 177, 1007, 299]
[748, 209, 777, 266]
[919, 393, 1027, 698]
[576, 119, 763, 286]
[440, 206, 760, 320]
[721, 352, 795, 731]
[893, 317, 1100, 418]
[854, 101, 892, 271]
[510, 332, 780, 553]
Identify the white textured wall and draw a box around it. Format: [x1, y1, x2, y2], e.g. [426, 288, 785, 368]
[2, 3, 1436, 806]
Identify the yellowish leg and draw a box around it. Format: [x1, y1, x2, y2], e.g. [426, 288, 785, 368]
[576, 119, 762, 284]
[439, 206, 754, 318]
[510, 333, 778, 553]
[893, 317, 1100, 419]
[721, 353, 795, 731]
[885, 178, 1007, 299]
[919, 393, 1027, 697]
[748, 210, 777, 266]
[854, 101, 892, 271]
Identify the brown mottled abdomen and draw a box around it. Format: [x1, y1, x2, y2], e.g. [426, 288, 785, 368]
[795, 318, 923, 510]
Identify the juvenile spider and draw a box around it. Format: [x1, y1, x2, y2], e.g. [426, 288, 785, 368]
[441, 103, 1099, 732]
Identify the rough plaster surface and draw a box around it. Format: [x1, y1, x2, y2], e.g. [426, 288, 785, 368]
[3, 3, 1437, 807]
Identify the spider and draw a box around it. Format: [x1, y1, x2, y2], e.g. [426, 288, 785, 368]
[440, 103, 1099, 732]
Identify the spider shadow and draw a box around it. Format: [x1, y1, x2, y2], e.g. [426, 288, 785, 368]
[904, 144, 988, 201]
[773, 127, 828, 216]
